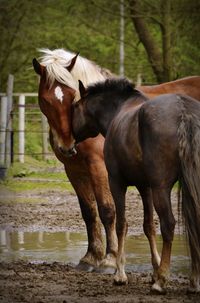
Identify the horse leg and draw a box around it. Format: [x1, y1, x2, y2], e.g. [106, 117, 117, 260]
[64, 164, 105, 270]
[51, 137, 105, 269]
[138, 186, 160, 282]
[108, 176, 128, 285]
[77, 194, 104, 270]
[151, 187, 176, 294]
[87, 159, 118, 271]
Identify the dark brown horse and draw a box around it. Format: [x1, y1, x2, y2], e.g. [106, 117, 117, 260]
[138, 76, 200, 101]
[32, 49, 118, 272]
[71, 78, 200, 294]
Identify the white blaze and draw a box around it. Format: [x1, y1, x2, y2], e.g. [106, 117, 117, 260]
[55, 86, 64, 103]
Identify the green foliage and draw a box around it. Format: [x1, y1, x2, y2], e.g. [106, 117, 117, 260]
[0, 0, 199, 90]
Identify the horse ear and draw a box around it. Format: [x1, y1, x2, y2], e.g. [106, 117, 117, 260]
[67, 53, 79, 72]
[32, 58, 43, 76]
[78, 80, 86, 98]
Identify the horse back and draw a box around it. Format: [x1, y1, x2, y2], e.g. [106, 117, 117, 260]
[138, 76, 200, 101]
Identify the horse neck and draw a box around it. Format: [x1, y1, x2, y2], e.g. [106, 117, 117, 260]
[93, 92, 146, 137]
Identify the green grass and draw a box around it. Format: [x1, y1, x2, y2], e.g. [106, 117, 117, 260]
[1, 179, 73, 192]
[25, 171, 67, 180]
[0, 156, 74, 193]
[7, 156, 59, 176]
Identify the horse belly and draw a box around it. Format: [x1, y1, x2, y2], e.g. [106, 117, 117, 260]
[121, 159, 146, 185]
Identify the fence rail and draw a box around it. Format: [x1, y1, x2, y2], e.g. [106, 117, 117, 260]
[0, 74, 52, 167]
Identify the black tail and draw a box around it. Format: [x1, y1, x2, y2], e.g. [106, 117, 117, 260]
[178, 96, 200, 279]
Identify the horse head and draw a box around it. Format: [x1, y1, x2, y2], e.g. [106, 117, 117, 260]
[32, 55, 79, 157]
[72, 80, 99, 144]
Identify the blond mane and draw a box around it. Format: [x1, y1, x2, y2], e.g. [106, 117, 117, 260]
[39, 48, 113, 101]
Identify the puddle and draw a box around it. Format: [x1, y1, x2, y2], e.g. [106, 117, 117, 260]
[0, 230, 190, 274]
[125, 234, 190, 274]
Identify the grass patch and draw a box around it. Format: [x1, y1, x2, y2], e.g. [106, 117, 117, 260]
[0, 195, 48, 204]
[1, 156, 74, 193]
[26, 171, 67, 180]
[7, 156, 62, 177]
[2, 179, 73, 192]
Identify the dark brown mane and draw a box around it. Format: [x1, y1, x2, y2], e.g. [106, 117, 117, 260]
[86, 78, 147, 101]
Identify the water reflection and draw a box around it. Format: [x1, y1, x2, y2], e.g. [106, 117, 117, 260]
[0, 230, 190, 274]
[0, 230, 87, 264]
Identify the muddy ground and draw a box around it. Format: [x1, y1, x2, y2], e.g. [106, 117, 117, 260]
[0, 187, 199, 302]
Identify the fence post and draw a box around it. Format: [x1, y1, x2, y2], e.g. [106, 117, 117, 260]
[0, 97, 7, 164]
[18, 94, 25, 163]
[5, 74, 14, 167]
[136, 73, 142, 86]
[41, 113, 49, 160]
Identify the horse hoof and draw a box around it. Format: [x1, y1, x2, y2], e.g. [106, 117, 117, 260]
[113, 279, 128, 286]
[151, 283, 166, 295]
[75, 261, 94, 272]
[113, 275, 128, 286]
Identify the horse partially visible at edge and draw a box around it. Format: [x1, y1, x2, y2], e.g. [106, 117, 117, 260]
[71, 78, 200, 294]
[138, 76, 200, 101]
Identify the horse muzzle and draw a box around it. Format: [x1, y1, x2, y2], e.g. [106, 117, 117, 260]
[59, 145, 77, 157]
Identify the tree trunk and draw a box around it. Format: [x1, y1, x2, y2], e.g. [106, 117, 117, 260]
[128, 0, 173, 83]
[161, 0, 172, 82]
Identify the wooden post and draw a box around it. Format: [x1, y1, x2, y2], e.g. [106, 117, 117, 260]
[5, 74, 14, 167]
[136, 73, 142, 86]
[18, 94, 25, 163]
[0, 96, 7, 164]
[41, 113, 49, 160]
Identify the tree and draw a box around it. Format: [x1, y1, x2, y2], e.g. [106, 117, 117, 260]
[0, 0, 44, 91]
[0, 0, 199, 91]
[128, 0, 200, 83]
[128, 0, 173, 83]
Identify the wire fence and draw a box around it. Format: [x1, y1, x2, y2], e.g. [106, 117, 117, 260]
[0, 84, 54, 167]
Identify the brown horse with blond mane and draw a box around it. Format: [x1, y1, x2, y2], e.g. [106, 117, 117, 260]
[33, 49, 118, 273]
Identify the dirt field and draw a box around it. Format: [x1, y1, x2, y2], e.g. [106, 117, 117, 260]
[0, 187, 200, 303]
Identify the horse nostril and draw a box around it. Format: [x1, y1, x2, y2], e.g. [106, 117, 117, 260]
[68, 146, 77, 156]
[59, 146, 77, 157]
